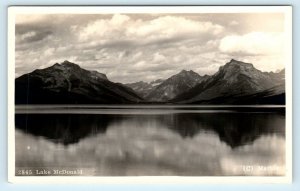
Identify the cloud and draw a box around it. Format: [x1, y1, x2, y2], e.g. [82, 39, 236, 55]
[14, 14, 286, 82]
[78, 14, 224, 44]
[218, 32, 285, 72]
[78, 14, 130, 41]
[127, 15, 224, 39]
[19, 30, 53, 43]
[15, 23, 54, 46]
[219, 32, 284, 55]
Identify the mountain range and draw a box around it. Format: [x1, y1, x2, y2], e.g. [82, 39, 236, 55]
[15, 60, 143, 104]
[15, 59, 285, 105]
[172, 59, 285, 104]
[146, 70, 209, 101]
[125, 79, 164, 98]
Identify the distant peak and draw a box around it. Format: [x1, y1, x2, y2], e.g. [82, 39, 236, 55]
[225, 59, 254, 68]
[61, 60, 80, 68]
[50, 63, 64, 70]
[62, 60, 74, 65]
[179, 69, 194, 74]
[228, 59, 242, 64]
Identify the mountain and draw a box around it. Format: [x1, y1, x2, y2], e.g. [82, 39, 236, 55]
[125, 79, 164, 98]
[149, 79, 165, 87]
[15, 61, 143, 104]
[15, 59, 285, 105]
[272, 68, 285, 81]
[172, 59, 285, 104]
[146, 70, 209, 102]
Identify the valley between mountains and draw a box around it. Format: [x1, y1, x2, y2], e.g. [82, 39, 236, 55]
[15, 59, 285, 105]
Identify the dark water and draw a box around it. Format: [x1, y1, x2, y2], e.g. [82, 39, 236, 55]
[15, 106, 286, 176]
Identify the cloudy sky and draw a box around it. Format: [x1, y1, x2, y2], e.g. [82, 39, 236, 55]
[15, 13, 286, 83]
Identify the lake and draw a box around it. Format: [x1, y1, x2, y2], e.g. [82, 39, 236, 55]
[15, 105, 286, 176]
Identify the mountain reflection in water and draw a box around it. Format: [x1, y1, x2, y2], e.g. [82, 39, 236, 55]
[15, 108, 285, 176]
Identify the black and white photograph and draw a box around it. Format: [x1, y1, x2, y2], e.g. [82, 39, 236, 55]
[8, 6, 292, 183]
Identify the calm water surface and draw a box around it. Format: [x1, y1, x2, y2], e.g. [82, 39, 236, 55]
[15, 106, 285, 176]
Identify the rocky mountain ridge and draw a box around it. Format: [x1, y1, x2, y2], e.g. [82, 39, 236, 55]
[15, 60, 143, 104]
[15, 59, 285, 105]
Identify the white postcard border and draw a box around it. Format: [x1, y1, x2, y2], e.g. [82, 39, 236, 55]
[7, 5, 293, 184]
